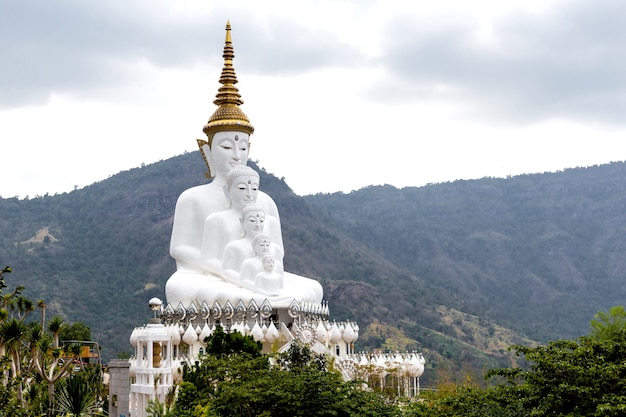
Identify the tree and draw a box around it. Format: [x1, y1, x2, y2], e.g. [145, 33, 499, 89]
[589, 305, 626, 341]
[407, 307, 626, 417]
[487, 334, 626, 416]
[32, 336, 82, 416]
[204, 325, 262, 357]
[211, 343, 400, 417]
[173, 328, 267, 416]
[0, 318, 28, 406]
[59, 321, 92, 342]
[48, 316, 64, 348]
[37, 299, 47, 330]
[0, 266, 103, 416]
[172, 331, 400, 417]
[55, 371, 103, 416]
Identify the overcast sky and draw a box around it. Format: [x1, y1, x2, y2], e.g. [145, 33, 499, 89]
[2, 0, 626, 199]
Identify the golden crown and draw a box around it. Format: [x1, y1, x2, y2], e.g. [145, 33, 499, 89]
[202, 21, 255, 138]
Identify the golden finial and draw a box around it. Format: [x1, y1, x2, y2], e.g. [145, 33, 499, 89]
[202, 21, 255, 139]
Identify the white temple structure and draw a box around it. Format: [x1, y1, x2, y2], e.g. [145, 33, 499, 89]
[120, 22, 424, 417]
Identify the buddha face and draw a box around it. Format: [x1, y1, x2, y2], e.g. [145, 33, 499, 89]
[253, 237, 271, 256]
[210, 131, 250, 179]
[228, 175, 259, 210]
[243, 210, 265, 237]
[262, 255, 275, 271]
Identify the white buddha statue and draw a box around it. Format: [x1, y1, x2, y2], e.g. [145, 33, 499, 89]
[165, 22, 322, 310]
[253, 256, 285, 296]
[239, 234, 285, 293]
[200, 166, 282, 277]
[222, 204, 284, 284]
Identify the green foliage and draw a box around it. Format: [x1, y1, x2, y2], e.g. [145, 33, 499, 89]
[175, 329, 269, 416]
[211, 364, 400, 417]
[495, 333, 626, 416]
[204, 325, 262, 357]
[54, 372, 103, 416]
[0, 379, 33, 417]
[405, 385, 528, 417]
[173, 332, 401, 417]
[58, 321, 92, 342]
[590, 305, 626, 341]
[412, 308, 626, 416]
[146, 398, 172, 417]
[0, 265, 105, 417]
[275, 342, 327, 372]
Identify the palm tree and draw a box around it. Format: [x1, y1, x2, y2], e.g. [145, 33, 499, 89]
[55, 371, 103, 416]
[5, 295, 34, 321]
[0, 317, 28, 406]
[48, 316, 64, 348]
[1, 284, 25, 313]
[32, 336, 82, 416]
[37, 299, 46, 329]
[25, 322, 44, 371]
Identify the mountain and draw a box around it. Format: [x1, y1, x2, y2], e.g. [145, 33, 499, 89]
[2, 153, 625, 385]
[305, 163, 626, 343]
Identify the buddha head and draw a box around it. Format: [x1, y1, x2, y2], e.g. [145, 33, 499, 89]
[252, 234, 271, 257]
[261, 255, 275, 272]
[198, 131, 250, 180]
[224, 166, 260, 210]
[240, 204, 265, 238]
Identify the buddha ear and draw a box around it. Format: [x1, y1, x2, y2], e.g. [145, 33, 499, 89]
[201, 144, 215, 179]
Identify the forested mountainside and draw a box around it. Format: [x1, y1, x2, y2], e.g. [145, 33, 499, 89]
[2, 152, 625, 382]
[306, 162, 626, 342]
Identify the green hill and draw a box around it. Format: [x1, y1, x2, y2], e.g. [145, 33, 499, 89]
[2, 153, 625, 386]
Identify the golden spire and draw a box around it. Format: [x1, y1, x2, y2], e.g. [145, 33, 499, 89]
[202, 20, 254, 138]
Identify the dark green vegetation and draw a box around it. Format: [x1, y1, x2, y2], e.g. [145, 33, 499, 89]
[0, 266, 106, 416]
[407, 306, 626, 417]
[2, 152, 626, 382]
[166, 328, 399, 417]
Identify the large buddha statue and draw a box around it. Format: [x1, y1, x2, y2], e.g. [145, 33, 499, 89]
[165, 22, 322, 311]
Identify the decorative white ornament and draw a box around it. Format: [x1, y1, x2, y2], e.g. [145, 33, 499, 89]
[250, 322, 264, 342]
[182, 324, 198, 345]
[265, 321, 279, 343]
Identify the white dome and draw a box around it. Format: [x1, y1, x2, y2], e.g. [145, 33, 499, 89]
[265, 321, 279, 343]
[182, 324, 198, 345]
[199, 323, 213, 343]
[316, 321, 328, 343]
[342, 322, 357, 343]
[250, 321, 265, 342]
[329, 322, 342, 344]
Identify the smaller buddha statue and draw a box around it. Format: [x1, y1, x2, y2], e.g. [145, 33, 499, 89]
[254, 255, 284, 296]
[222, 204, 284, 284]
[200, 166, 282, 276]
[239, 234, 285, 295]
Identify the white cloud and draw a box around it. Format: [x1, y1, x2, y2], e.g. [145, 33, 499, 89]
[2, 0, 626, 198]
